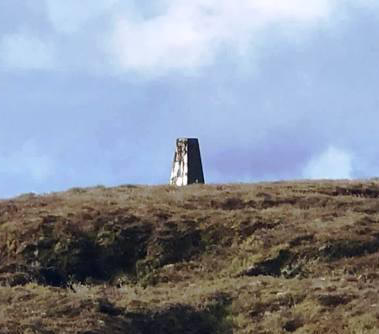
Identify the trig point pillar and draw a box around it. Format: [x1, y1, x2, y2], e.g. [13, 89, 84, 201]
[169, 138, 205, 186]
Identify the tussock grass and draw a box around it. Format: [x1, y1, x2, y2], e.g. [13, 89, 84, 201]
[0, 180, 379, 333]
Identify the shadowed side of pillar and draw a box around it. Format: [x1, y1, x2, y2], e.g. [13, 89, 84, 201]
[187, 138, 205, 184]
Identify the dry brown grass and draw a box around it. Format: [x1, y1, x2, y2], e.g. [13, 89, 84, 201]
[0, 180, 379, 333]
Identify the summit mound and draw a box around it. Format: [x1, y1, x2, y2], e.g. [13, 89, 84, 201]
[0, 181, 379, 333]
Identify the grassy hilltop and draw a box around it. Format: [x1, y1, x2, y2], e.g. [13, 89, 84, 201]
[0, 181, 379, 333]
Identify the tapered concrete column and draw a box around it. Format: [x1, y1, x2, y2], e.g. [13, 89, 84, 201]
[169, 138, 205, 186]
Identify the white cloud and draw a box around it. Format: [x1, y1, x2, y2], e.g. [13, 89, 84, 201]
[1, 0, 376, 75]
[0, 141, 55, 182]
[0, 33, 55, 70]
[302, 146, 353, 179]
[107, 0, 336, 75]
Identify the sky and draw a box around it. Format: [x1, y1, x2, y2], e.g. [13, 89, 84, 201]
[1, 0, 379, 198]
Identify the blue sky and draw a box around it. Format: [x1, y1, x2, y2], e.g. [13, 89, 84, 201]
[1, 1, 379, 198]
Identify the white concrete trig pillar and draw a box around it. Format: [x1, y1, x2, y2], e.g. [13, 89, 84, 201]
[169, 138, 205, 186]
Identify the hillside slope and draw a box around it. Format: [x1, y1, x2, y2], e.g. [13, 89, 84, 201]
[0, 181, 379, 333]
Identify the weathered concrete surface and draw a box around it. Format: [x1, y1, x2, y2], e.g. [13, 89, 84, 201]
[170, 138, 205, 186]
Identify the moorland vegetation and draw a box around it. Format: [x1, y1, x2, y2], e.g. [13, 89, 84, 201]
[0, 180, 379, 333]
